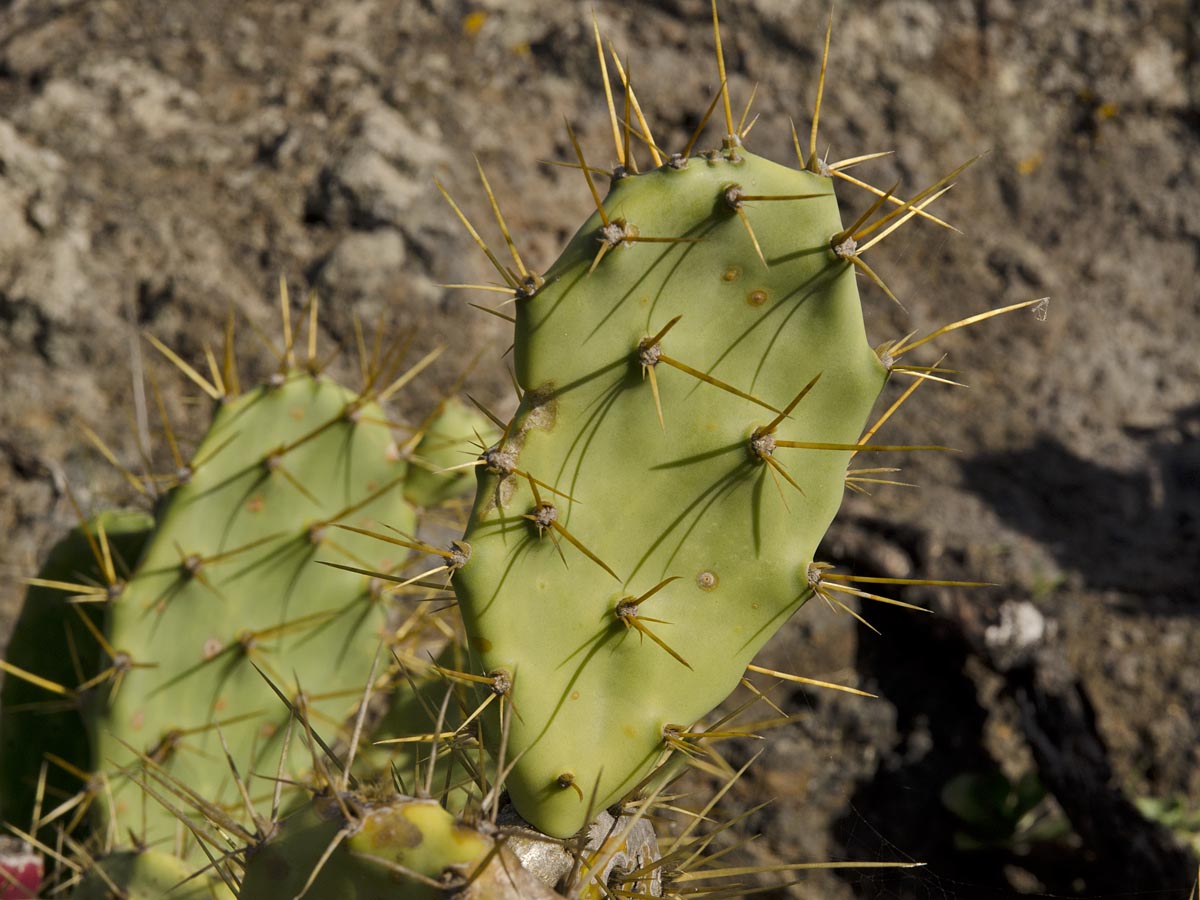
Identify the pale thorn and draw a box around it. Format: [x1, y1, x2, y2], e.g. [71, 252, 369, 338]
[790, 117, 804, 168]
[890, 298, 1049, 358]
[144, 333, 222, 400]
[682, 78, 728, 159]
[856, 186, 954, 254]
[608, 43, 663, 167]
[735, 207, 767, 267]
[808, 8, 834, 168]
[474, 157, 530, 279]
[852, 365, 936, 457]
[434, 178, 519, 289]
[832, 167, 957, 231]
[278, 273, 294, 369]
[854, 155, 981, 244]
[827, 150, 894, 172]
[376, 345, 445, 405]
[849, 254, 906, 310]
[564, 117, 610, 226]
[710, 0, 735, 140]
[736, 82, 759, 138]
[592, 12, 624, 166]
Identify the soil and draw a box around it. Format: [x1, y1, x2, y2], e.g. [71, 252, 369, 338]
[1, 0, 1197, 897]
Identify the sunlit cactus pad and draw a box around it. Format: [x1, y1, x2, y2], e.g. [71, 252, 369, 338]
[453, 144, 890, 836]
[93, 370, 415, 849]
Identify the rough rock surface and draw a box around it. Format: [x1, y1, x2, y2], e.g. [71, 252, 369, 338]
[1, 0, 1196, 896]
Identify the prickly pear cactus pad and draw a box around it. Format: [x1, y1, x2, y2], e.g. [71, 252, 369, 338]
[90, 370, 415, 851]
[452, 141, 892, 834]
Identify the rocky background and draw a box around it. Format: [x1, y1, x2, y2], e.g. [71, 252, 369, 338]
[1, 0, 1197, 897]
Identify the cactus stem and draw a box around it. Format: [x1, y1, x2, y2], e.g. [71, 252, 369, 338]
[294, 826, 351, 900]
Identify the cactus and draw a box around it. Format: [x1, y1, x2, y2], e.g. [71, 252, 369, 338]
[438, 7, 1040, 841]
[0, 294, 488, 867]
[0, 3, 1047, 898]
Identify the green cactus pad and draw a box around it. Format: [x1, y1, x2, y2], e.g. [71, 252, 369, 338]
[91, 371, 416, 852]
[454, 150, 887, 836]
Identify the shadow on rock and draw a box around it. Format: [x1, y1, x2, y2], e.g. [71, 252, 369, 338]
[960, 403, 1200, 597]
